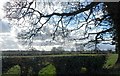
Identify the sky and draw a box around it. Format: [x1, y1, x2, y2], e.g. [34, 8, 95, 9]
[0, 0, 115, 51]
[0, 0, 56, 50]
[0, 0, 25, 50]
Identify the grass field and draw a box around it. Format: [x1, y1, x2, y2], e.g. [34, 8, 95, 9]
[2, 54, 118, 76]
[104, 54, 118, 69]
[2, 53, 106, 58]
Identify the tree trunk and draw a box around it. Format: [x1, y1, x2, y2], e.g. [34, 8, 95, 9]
[105, 2, 120, 69]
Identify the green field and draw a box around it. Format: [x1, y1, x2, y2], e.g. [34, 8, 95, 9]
[2, 54, 119, 76]
[104, 54, 118, 69]
[2, 53, 106, 58]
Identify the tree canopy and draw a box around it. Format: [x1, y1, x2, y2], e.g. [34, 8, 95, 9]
[4, 0, 116, 51]
[3, 0, 120, 71]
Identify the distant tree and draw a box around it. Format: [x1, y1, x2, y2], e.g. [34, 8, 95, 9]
[70, 48, 74, 51]
[51, 47, 57, 54]
[29, 47, 37, 51]
[51, 47, 57, 51]
[57, 47, 65, 51]
[75, 43, 84, 51]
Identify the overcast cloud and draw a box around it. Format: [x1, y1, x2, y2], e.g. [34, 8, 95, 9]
[0, 1, 115, 51]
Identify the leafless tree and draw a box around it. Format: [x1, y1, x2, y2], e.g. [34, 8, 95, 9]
[4, 0, 120, 67]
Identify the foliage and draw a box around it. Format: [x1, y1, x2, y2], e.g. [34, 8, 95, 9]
[2, 54, 119, 75]
[53, 55, 107, 74]
[39, 64, 56, 76]
[2, 65, 20, 76]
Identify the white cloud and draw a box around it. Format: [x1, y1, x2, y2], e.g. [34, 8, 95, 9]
[98, 43, 115, 51]
[0, 1, 115, 51]
[0, 34, 22, 50]
[0, 20, 25, 50]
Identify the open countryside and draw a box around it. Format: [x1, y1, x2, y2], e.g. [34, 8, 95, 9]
[1, 1, 120, 76]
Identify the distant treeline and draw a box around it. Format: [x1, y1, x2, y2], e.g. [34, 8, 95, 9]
[2, 50, 115, 56]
